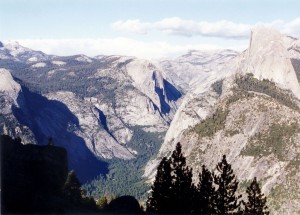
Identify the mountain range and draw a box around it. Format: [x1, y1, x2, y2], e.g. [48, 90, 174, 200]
[1, 27, 300, 214]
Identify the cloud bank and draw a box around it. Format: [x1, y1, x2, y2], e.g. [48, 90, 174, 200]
[111, 17, 300, 39]
[14, 17, 300, 59]
[17, 38, 233, 59]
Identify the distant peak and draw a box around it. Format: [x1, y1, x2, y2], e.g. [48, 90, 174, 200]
[0, 41, 3, 48]
[4, 40, 21, 47]
[3, 40, 30, 51]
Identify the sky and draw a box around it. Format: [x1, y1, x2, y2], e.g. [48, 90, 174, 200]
[1, 0, 300, 59]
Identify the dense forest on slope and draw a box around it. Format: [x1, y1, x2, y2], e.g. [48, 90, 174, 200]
[235, 73, 299, 110]
[83, 126, 165, 200]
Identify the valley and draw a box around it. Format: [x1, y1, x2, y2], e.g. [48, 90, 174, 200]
[1, 27, 300, 214]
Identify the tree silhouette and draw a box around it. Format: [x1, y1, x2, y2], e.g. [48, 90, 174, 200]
[213, 155, 241, 214]
[244, 177, 269, 215]
[194, 165, 216, 215]
[146, 157, 173, 213]
[169, 142, 194, 214]
[63, 170, 82, 204]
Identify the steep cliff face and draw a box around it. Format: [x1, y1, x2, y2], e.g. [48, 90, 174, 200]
[145, 28, 300, 214]
[0, 69, 36, 144]
[157, 49, 238, 92]
[241, 27, 300, 98]
[1, 135, 68, 213]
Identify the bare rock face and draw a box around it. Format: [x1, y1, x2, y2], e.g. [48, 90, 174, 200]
[157, 49, 238, 92]
[0, 68, 21, 97]
[45, 91, 134, 160]
[0, 69, 36, 144]
[242, 27, 300, 98]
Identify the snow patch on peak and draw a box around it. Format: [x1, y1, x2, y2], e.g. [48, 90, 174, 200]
[242, 27, 300, 98]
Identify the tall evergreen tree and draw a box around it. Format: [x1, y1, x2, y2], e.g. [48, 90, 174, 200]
[63, 170, 82, 204]
[169, 142, 194, 214]
[213, 155, 241, 215]
[244, 177, 269, 215]
[146, 157, 173, 214]
[194, 165, 216, 215]
[96, 195, 108, 210]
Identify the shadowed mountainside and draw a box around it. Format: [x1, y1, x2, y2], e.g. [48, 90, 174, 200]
[11, 86, 108, 182]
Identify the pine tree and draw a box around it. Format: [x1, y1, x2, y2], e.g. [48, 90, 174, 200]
[244, 177, 269, 215]
[96, 195, 108, 210]
[194, 165, 216, 215]
[63, 170, 82, 204]
[146, 157, 173, 213]
[169, 142, 194, 214]
[213, 155, 241, 215]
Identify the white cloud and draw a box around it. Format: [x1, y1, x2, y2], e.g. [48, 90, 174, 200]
[111, 17, 300, 39]
[16, 38, 240, 59]
[111, 20, 150, 34]
[281, 17, 300, 36]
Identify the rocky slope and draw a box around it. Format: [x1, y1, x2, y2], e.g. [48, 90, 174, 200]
[157, 49, 238, 92]
[0, 43, 183, 182]
[145, 27, 300, 214]
[0, 69, 36, 144]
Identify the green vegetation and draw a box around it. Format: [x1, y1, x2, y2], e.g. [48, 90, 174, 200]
[83, 126, 165, 200]
[235, 73, 299, 110]
[96, 195, 108, 210]
[267, 184, 286, 212]
[238, 180, 253, 192]
[192, 107, 229, 138]
[226, 91, 254, 106]
[244, 177, 269, 215]
[241, 123, 299, 160]
[225, 129, 240, 137]
[211, 79, 223, 96]
[213, 155, 241, 214]
[63, 170, 97, 211]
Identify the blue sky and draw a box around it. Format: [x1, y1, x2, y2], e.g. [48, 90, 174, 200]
[1, 0, 300, 58]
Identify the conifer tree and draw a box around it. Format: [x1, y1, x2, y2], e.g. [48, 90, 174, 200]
[244, 177, 269, 215]
[63, 170, 82, 204]
[213, 155, 241, 215]
[96, 195, 108, 210]
[169, 142, 194, 214]
[146, 157, 173, 213]
[194, 165, 216, 215]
